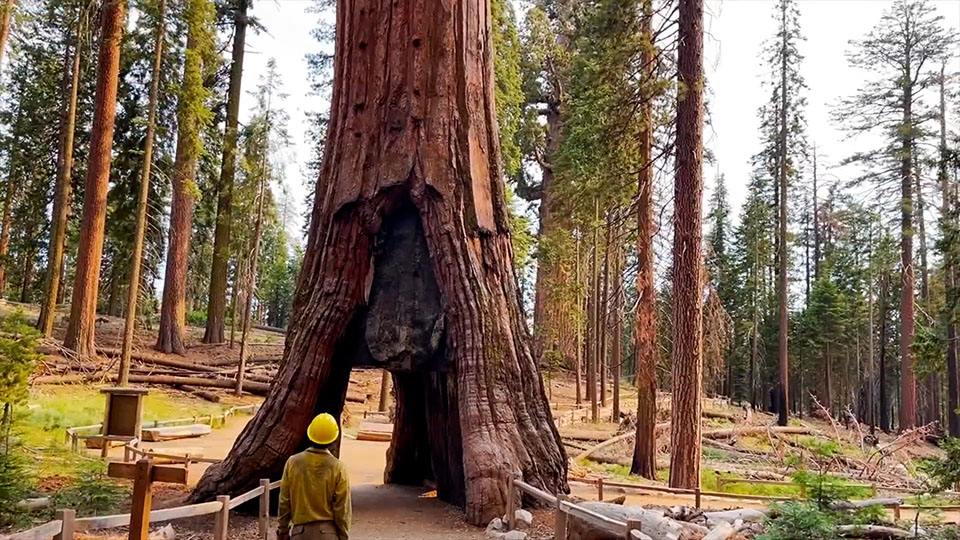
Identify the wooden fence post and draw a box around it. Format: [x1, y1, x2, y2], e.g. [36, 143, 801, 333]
[506, 474, 517, 531]
[597, 477, 604, 501]
[714, 471, 723, 493]
[213, 495, 230, 540]
[554, 494, 568, 540]
[129, 459, 154, 540]
[259, 479, 270, 539]
[55, 509, 75, 540]
[694, 487, 701, 510]
[893, 503, 901, 521]
[625, 519, 643, 540]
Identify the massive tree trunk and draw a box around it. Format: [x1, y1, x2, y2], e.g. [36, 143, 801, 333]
[63, 0, 126, 357]
[157, 0, 208, 355]
[204, 0, 248, 344]
[39, 17, 83, 337]
[190, 0, 568, 524]
[776, 0, 789, 427]
[119, 0, 165, 385]
[899, 80, 917, 432]
[631, 0, 657, 480]
[668, 0, 704, 490]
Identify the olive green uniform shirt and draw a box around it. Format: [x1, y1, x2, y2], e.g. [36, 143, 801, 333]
[278, 448, 352, 539]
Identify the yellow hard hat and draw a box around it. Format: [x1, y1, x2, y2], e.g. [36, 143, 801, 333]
[307, 413, 340, 445]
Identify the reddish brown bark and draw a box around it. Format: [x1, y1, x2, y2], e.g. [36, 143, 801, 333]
[940, 66, 959, 437]
[668, 0, 704, 490]
[204, 0, 248, 344]
[631, 0, 656, 480]
[157, 8, 205, 355]
[119, 0, 165, 384]
[63, 0, 126, 357]
[39, 19, 83, 338]
[0, 0, 14, 67]
[191, 0, 567, 524]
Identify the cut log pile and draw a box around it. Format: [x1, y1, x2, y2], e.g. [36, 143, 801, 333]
[565, 498, 912, 540]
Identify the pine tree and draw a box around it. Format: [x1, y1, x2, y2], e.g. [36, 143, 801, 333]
[669, 0, 704, 490]
[156, 0, 215, 354]
[838, 0, 955, 430]
[63, 0, 126, 357]
[204, 0, 249, 344]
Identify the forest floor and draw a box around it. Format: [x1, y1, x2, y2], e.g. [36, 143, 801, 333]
[5, 298, 957, 537]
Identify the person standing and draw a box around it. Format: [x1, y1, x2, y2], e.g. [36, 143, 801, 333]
[277, 413, 352, 540]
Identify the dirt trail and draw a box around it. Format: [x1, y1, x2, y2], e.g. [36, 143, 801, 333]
[145, 417, 487, 539]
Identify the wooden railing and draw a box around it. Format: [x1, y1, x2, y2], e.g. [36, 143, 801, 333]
[508, 475, 644, 540]
[1, 478, 281, 540]
[64, 404, 260, 453]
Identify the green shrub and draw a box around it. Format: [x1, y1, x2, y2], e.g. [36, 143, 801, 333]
[186, 310, 207, 327]
[0, 450, 31, 527]
[923, 438, 960, 492]
[758, 502, 837, 540]
[49, 460, 125, 517]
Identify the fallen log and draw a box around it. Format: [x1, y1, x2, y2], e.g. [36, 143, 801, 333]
[701, 523, 734, 540]
[561, 428, 619, 442]
[141, 424, 212, 442]
[702, 509, 769, 525]
[125, 374, 270, 395]
[836, 524, 913, 538]
[253, 323, 286, 335]
[96, 347, 220, 373]
[829, 498, 901, 511]
[566, 502, 691, 540]
[177, 385, 220, 403]
[31, 372, 107, 384]
[702, 426, 811, 440]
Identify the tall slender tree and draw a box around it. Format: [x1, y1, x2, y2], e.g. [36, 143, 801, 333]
[156, 0, 214, 354]
[204, 0, 249, 344]
[631, 0, 657, 481]
[38, 8, 83, 337]
[669, 0, 704, 490]
[63, 0, 127, 357]
[838, 0, 955, 430]
[119, 0, 166, 383]
[0, 0, 15, 67]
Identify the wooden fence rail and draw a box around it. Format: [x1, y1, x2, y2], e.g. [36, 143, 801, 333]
[510, 475, 643, 540]
[0, 479, 280, 540]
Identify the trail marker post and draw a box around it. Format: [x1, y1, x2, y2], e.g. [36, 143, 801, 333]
[108, 458, 189, 540]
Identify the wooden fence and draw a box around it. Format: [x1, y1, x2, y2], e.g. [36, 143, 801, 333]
[65, 404, 259, 453]
[508, 475, 645, 540]
[2, 478, 280, 540]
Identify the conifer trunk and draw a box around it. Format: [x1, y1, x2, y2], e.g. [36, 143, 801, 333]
[775, 0, 789, 427]
[631, 8, 657, 472]
[119, 0, 165, 385]
[599, 214, 611, 407]
[611, 235, 622, 422]
[204, 0, 248, 344]
[588, 203, 599, 423]
[190, 0, 567, 523]
[879, 271, 890, 432]
[157, 0, 208, 355]
[63, 0, 126, 357]
[0, 0, 14, 67]
[899, 79, 917, 431]
[669, 0, 704, 490]
[940, 65, 959, 437]
[39, 17, 83, 337]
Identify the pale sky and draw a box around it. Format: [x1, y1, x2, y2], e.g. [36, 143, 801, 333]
[238, 0, 960, 239]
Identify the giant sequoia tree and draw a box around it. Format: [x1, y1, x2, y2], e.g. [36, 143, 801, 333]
[191, 0, 567, 524]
